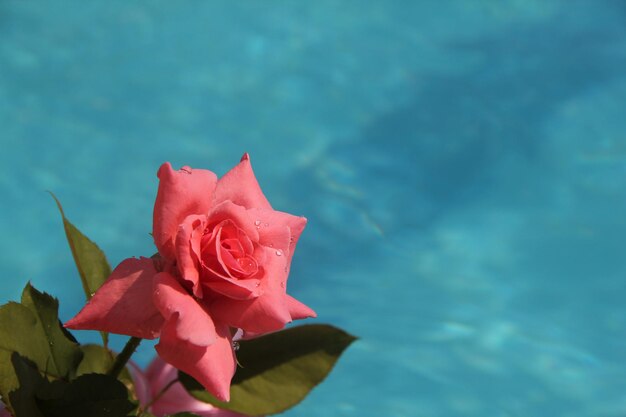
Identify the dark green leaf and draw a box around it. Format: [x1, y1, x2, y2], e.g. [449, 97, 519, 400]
[36, 373, 135, 417]
[76, 345, 133, 391]
[180, 324, 356, 416]
[20, 284, 83, 379]
[51, 193, 111, 346]
[8, 353, 47, 417]
[8, 365, 136, 417]
[76, 345, 115, 376]
[0, 284, 82, 411]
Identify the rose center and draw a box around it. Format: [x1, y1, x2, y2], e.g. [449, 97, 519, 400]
[201, 220, 258, 280]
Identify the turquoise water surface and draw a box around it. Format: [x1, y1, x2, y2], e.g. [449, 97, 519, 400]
[1, 1, 626, 416]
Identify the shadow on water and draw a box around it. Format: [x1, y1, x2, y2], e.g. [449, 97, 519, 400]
[293, 18, 626, 267]
[288, 12, 626, 416]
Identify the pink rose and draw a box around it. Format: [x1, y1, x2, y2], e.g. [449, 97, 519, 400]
[131, 357, 247, 417]
[66, 154, 316, 401]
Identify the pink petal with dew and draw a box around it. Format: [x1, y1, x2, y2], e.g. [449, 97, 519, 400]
[201, 221, 261, 300]
[246, 207, 307, 267]
[155, 317, 236, 402]
[153, 272, 217, 346]
[214, 154, 272, 210]
[210, 247, 296, 334]
[65, 257, 164, 339]
[153, 162, 217, 261]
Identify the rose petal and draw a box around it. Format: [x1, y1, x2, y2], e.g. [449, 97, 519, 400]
[145, 355, 175, 395]
[175, 214, 208, 297]
[153, 162, 217, 261]
[65, 257, 164, 339]
[127, 361, 151, 407]
[207, 201, 259, 242]
[246, 208, 306, 263]
[153, 272, 217, 346]
[285, 215, 307, 265]
[145, 357, 244, 417]
[286, 295, 317, 320]
[209, 247, 293, 334]
[155, 318, 236, 402]
[201, 231, 262, 300]
[203, 276, 262, 300]
[214, 153, 272, 210]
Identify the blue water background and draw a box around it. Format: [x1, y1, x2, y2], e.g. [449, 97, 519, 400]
[1, 1, 626, 416]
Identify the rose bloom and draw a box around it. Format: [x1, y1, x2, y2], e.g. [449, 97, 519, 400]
[66, 154, 315, 400]
[131, 356, 247, 417]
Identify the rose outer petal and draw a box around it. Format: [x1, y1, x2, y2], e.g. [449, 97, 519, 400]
[156, 318, 236, 402]
[210, 247, 305, 334]
[286, 295, 317, 321]
[175, 214, 208, 298]
[214, 153, 272, 210]
[153, 272, 217, 346]
[154, 162, 218, 261]
[246, 207, 307, 266]
[65, 257, 164, 339]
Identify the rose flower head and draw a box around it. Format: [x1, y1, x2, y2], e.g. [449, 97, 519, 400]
[66, 154, 316, 401]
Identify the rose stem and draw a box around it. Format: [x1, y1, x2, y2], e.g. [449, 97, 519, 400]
[107, 336, 142, 378]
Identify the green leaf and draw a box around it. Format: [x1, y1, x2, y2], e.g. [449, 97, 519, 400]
[0, 284, 83, 411]
[76, 345, 133, 392]
[180, 324, 356, 416]
[9, 356, 135, 417]
[50, 193, 112, 299]
[36, 373, 136, 417]
[8, 353, 47, 417]
[20, 284, 83, 379]
[76, 345, 115, 376]
[51, 193, 111, 347]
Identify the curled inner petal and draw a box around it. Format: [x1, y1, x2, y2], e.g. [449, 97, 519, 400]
[201, 220, 259, 280]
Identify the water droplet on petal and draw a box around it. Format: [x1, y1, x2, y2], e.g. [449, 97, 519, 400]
[275, 249, 283, 256]
[264, 223, 269, 227]
[280, 281, 285, 288]
[254, 220, 261, 226]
